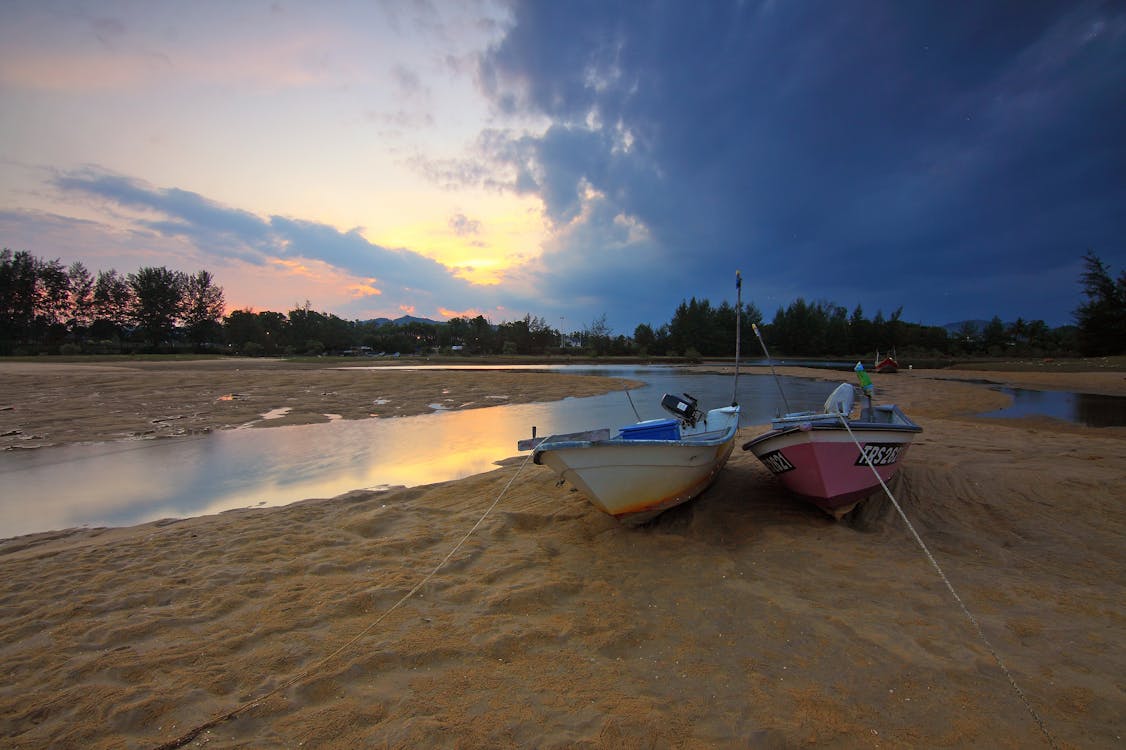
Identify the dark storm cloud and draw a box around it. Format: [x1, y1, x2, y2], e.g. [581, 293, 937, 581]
[476, 0, 1126, 326]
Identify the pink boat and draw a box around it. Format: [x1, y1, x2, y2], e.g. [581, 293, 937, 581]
[743, 383, 922, 518]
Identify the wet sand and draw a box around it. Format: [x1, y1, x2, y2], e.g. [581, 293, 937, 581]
[1, 360, 1124, 748]
[0, 359, 642, 450]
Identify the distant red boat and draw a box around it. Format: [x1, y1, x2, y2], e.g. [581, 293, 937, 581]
[874, 350, 899, 374]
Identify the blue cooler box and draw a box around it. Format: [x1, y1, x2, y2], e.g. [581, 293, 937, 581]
[619, 418, 681, 441]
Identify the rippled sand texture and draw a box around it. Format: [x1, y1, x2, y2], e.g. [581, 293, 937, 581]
[1, 361, 1124, 748]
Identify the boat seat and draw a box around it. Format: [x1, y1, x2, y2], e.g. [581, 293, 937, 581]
[823, 383, 855, 416]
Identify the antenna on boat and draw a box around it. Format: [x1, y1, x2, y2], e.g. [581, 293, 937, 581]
[751, 322, 791, 413]
[732, 270, 742, 407]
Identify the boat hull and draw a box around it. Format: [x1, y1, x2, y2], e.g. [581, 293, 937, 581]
[874, 352, 899, 373]
[744, 410, 920, 518]
[534, 407, 739, 524]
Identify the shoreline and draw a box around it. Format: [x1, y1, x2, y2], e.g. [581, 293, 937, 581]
[0, 358, 646, 452]
[2, 360, 1123, 542]
[4, 359, 1124, 454]
[1, 360, 1124, 747]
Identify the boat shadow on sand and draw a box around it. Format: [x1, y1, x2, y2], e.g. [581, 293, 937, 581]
[596, 444, 919, 539]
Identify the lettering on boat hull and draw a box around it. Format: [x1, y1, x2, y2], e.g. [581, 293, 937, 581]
[760, 449, 796, 474]
[855, 443, 905, 467]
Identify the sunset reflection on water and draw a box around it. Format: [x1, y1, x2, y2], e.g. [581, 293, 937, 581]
[0, 394, 624, 538]
[2, 370, 832, 538]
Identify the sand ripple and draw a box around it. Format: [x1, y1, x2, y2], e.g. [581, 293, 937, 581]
[1, 364, 1124, 747]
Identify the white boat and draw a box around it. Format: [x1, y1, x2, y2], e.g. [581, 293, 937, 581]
[522, 271, 746, 524]
[525, 394, 740, 525]
[742, 382, 921, 518]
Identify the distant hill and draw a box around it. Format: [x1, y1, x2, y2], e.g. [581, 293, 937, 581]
[361, 315, 445, 327]
[943, 319, 1074, 336]
[942, 319, 1003, 335]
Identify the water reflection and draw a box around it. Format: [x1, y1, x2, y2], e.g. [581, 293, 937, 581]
[7, 367, 1120, 538]
[980, 388, 1126, 428]
[1, 369, 832, 538]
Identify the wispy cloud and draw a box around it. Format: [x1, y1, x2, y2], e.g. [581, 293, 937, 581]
[3, 0, 1123, 331]
[47, 167, 495, 317]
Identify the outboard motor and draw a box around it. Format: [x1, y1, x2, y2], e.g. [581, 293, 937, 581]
[661, 392, 702, 428]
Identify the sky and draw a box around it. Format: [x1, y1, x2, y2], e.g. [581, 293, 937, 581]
[1, 0, 1123, 335]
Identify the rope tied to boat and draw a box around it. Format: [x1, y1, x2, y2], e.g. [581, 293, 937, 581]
[153, 447, 541, 750]
[837, 415, 1058, 749]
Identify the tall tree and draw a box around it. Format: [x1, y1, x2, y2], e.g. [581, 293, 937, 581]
[497, 317, 529, 354]
[67, 261, 95, 333]
[526, 314, 555, 353]
[0, 248, 39, 346]
[92, 269, 133, 338]
[467, 315, 493, 354]
[1074, 251, 1126, 356]
[585, 313, 612, 355]
[128, 266, 185, 348]
[288, 301, 328, 354]
[848, 304, 872, 354]
[258, 310, 287, 354]
[953, 321, 980, 354]
[1025, 320, 1050, 351]
[633, 323, 656, 354]
[35, 259, 71, 337]
[223, 308, 265, 353]
[181, 270, 225, 349]
[669, 297, 713, 355]
[771, 298, 826, 355]
[442, 316, 470, 349]
[982, 316, 1008, 354]
[823, 303, 850, 356]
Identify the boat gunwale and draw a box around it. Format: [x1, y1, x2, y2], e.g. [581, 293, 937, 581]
[533, 407, 740, 463]
[741, 412, 921, 452]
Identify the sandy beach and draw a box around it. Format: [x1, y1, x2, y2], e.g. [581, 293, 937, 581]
[1, 359, 1124, 748]
[0, 359, 644, 450]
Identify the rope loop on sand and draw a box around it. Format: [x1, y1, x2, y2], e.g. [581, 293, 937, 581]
[838, 416, 1058, 749]
[153, 448, 539, 750]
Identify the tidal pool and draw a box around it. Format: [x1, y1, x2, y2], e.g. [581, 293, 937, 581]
[0, 368, 829, 538]
[978, 387, 1126, 427]
[8, 364, 1117, 540]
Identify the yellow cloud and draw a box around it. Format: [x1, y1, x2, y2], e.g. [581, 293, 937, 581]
[270, 257, 315, 277]
[221, 256, 383, 313]
[368, 194, 545, 286]
[438, 306, 487, 319]
[270, 257, 378, 297]
[347, 281, 382, 297]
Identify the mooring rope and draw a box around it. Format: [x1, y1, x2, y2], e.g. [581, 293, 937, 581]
[154, 448, 539, 750]
[624, 387, 643, 421]
[838, 416, 1058, 749]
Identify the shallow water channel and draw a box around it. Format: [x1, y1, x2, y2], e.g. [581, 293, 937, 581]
[3, 366, 1120, 539]
[1, 368, 831, 539]
[978, 387, 1126, 427]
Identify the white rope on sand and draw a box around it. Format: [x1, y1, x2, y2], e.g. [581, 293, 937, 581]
[154, 448, 539, 750]
[838, 416, 1058, 749]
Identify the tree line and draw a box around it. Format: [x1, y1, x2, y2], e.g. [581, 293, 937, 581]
[2, 247, 1123, 358]
[1, 249, 224, 354]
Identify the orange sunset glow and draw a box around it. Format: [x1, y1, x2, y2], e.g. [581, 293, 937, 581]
[2, 1, 1122, 333]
